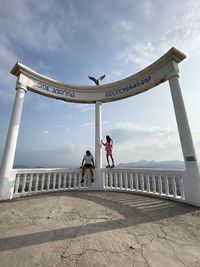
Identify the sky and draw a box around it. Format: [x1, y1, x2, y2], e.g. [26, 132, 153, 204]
[0, 0, 200, 168]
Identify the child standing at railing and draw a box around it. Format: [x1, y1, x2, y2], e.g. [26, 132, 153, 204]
[101, 135, 115, 168]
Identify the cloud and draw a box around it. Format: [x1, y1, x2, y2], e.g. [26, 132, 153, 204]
[143, 0, 152, 19]
[0, 0, 79, 55]
[14, 143, 89, 167]
[0, 42, 18, 103]
[102, 121, 184, 163]
[102, 120, 200, 164]
[43, 130, 50, 135]
[113, 0, 200, 70]
[80, 121, 94, 129]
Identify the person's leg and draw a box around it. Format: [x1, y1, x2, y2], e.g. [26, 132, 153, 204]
[89, 165, 94, 177]
[90, 165, 94, 182]
[106, 154, 110, 167]
[110, 154, 115, 168]
[81, 166, 86, 183]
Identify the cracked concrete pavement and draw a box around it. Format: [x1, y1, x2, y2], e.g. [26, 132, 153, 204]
[0, 191, 200, 267]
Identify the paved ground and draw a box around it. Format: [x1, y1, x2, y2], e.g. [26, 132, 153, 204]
[0, 191, 200, 267]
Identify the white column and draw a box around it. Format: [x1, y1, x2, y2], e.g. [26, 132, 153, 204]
[0, 80, 27, 200]
[95, 101, 102, 169]
[168, 69, 200, 206]
[92, 101, 104, 191]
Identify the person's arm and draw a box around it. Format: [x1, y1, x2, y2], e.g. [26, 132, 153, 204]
[80, 158, 85, 168]
[101, 139, 106, 146]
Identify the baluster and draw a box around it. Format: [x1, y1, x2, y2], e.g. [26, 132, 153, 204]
[65, 174, 69, 189]
[58, 173, 61, 190]
[73, 172, 76, 188]
[110, 172, 113, 188]
[47, 173, 51, 191]
[130, 173, 133, 190]
[104, 172, 108, 188]
[172, 176, 177, 197]
[69, 173, 72, 189]
[165, 176, 169, 196]
[60, 173, 64, 190]
[107, 172, 110, 188]
[135, 173, 139, 191]
[152, 174, 156, 193]
[21, 174, 26, 194]
[76, 172, 79, 188]
[124, 172, 128, 189]
[141, 173, 144, 191]
[145, 173, 150, 192]
[146, 173, 150, 192]
[35, 173, 39, 192]
[103, 171, 106, 188]
[158, 175, 162, 194]
[29, 173, 33, 192]
[53, 173, 56, 190]
[41, 173, 45, 191]
[119, 173, 123, 189]
[114, 172, 118, 189]
[14, 174, 20, 194]
[74, 173, 77, 188]
[179, 176, 185, 199]
[63, 173, 67, 189]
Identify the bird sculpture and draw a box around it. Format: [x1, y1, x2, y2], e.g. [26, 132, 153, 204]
[88, 74, 105, 85]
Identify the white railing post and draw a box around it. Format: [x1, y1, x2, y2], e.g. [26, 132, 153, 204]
[168, 64, 200, 206]
[165, 176, 169, 196]
[147, 173, 150, 192]
[130, 173, 133, 190]
[158, 175, 162, 194]
[58, 173, 61, 190]
[141, 174, 144, 191]
[135, 173, 138, 191]
[41, 173, 45, 191]
[152, 175, 156, 194]
[22, 174, 26, 194]
[14, 174, 20, 195]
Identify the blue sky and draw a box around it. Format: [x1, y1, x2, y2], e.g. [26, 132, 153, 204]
[0, 0, 200, 167]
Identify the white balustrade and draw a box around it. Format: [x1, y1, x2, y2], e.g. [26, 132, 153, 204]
[12, 168, 186, 203]
[12, 168, 87, 198]
[103, 168, 185, 202]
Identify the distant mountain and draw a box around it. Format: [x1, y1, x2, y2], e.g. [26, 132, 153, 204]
[13, 160, 200, 170]
[117, 160, 187, 169]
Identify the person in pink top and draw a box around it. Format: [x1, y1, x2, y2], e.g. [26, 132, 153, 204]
[101, 135, 115, 168]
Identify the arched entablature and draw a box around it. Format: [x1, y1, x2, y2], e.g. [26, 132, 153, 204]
[11, 47, 185, 104]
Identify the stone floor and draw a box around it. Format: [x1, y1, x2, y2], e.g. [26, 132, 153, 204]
[0, 191, 200, 267]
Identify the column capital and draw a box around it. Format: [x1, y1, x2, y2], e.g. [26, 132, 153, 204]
[16, 73, 28, 92]
[16, 82, 27, 92]
[167, 70, 179, 80]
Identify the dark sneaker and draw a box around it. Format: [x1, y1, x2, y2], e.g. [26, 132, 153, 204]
[91, 178, 94, 183]
[80, 179, 84, 183]
[106, 165, 110, 168]
[110, 164, 115, 168]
